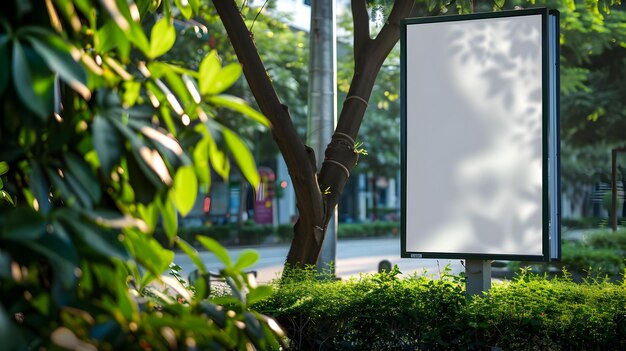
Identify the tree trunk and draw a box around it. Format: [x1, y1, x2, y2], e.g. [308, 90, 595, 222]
[214, 0, 414, 269]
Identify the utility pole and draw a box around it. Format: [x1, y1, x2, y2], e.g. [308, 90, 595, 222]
[307, 0, 337, 275]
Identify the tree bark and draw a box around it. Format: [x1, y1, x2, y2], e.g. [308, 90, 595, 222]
[214, 0, 414, 269]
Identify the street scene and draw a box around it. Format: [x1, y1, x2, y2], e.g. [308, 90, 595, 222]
[2, 0, 626, 349]
[174, 237, 464, 283]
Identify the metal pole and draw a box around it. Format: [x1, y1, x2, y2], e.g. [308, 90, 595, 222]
[465, 259, 491, 296]
[307, 0, 337, 274]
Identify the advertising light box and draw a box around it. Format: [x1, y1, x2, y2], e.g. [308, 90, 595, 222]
[401, 9, 560, 261]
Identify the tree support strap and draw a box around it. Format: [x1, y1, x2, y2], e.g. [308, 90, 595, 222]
[344, 95, 369, 107]
[322, 132, 359, 179]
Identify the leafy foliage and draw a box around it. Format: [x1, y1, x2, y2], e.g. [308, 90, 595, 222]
[0, 0, 281, 349]
[257, 268, 626, 350]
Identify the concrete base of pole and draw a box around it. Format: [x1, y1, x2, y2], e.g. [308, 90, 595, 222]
[465, 259, 491, 296]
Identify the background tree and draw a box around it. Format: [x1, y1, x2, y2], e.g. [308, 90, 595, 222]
[214, 0, 418, 268]
[213, 0, 623, 268]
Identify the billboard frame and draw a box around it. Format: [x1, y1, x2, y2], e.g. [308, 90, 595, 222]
[400, 8, 560, 262]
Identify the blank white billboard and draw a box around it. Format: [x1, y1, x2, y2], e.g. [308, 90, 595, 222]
[401, 9, 560, 260]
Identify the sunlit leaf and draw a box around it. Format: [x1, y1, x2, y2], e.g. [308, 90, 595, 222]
[148, 17, 176, 59]
[160, 196, 177, 244]
[12, 41, 49, 120]
[197, 236, 231, 268]
[222, 128, 260, 189]
[124, 228, 174, 276]
[138, 202, 159, 232]
[0, 191, 14, 206]
[193, 137, 211, 192]
[161, 275, 192, 303]
[198, 50, 220, 95]
[171, 165, 197, 217]
[175, 0, 192, 18]
[247, 286, 274, 305]
[208, 95, 270, 127]
[100, 0, 130, 32]
[209, 139, 229, 181]
[96, 20, 131, 59]
[204, 63, 242, 95]
[0, 161, 8, 175]
[234, 249, 259, 271]
[177, 237, 207, 274]
[188, 0, 200, 13]
[122, 80, 141, 106]
[128, 21, 150, 54]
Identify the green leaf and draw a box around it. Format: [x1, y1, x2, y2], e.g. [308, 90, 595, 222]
[29, 160, 51, 213]
[58, 210, 129, 260]
[197, 236, 231, 268]
[64, 171, 93, 209]
[128, 21, 150, 54]
[125, 228, 174, 276]
[138, 202, 159, 232]
[171, 165, 197, 217]
[208, 137, 230, 181]
[193, 137, 211, 192]
[234, 249, 259, 271]
[1, 207, 45, 241]
[64, 152, 101, 203]
[121, 80, 141, 107]
[148, 17, 176, 59]
[222, 128, 260, 189]
[21, 27, 90, 99]
[92, 115, 123, 175]
[160, 196, 178, 244]
[30, 223, 78, 290]
[95, 20, 130, 58]
[175, 0, 193, 19]
[0, 304, 21, 350]
[0, 191, 14, 206]
[188, 0, 200, 13]
[208, 95, 270, 127]
[176, 237, 207, 274]
[247, 286, 274, 305]
[0, 161, 8, 175]
[0, 35, 9, 96]
[206, 63, 242, 95]
[198, 50, 220, 95]
[12, 40, 49, 120]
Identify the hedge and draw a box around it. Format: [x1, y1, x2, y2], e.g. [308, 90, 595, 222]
[156, 221, 400, 247]
[255, 269, 626, 350]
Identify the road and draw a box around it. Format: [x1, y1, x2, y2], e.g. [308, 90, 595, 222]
[174, 237, 464, 283]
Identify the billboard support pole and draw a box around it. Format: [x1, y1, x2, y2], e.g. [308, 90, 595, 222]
[465, 259, 491, 296]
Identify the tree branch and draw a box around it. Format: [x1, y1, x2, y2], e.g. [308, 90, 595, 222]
[318, 0, 414, 214]
[372, 0, 413, 67]
[214, 0, 326, 268]
[351, 0, 371, 64]
[213, 1, 317, 188]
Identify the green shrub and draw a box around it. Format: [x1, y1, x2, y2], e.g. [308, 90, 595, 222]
[256, 269, 626, 350]
[558, 242, 625, 278]
[337, 221, 399, 239]
[586, 229, 626, 253]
